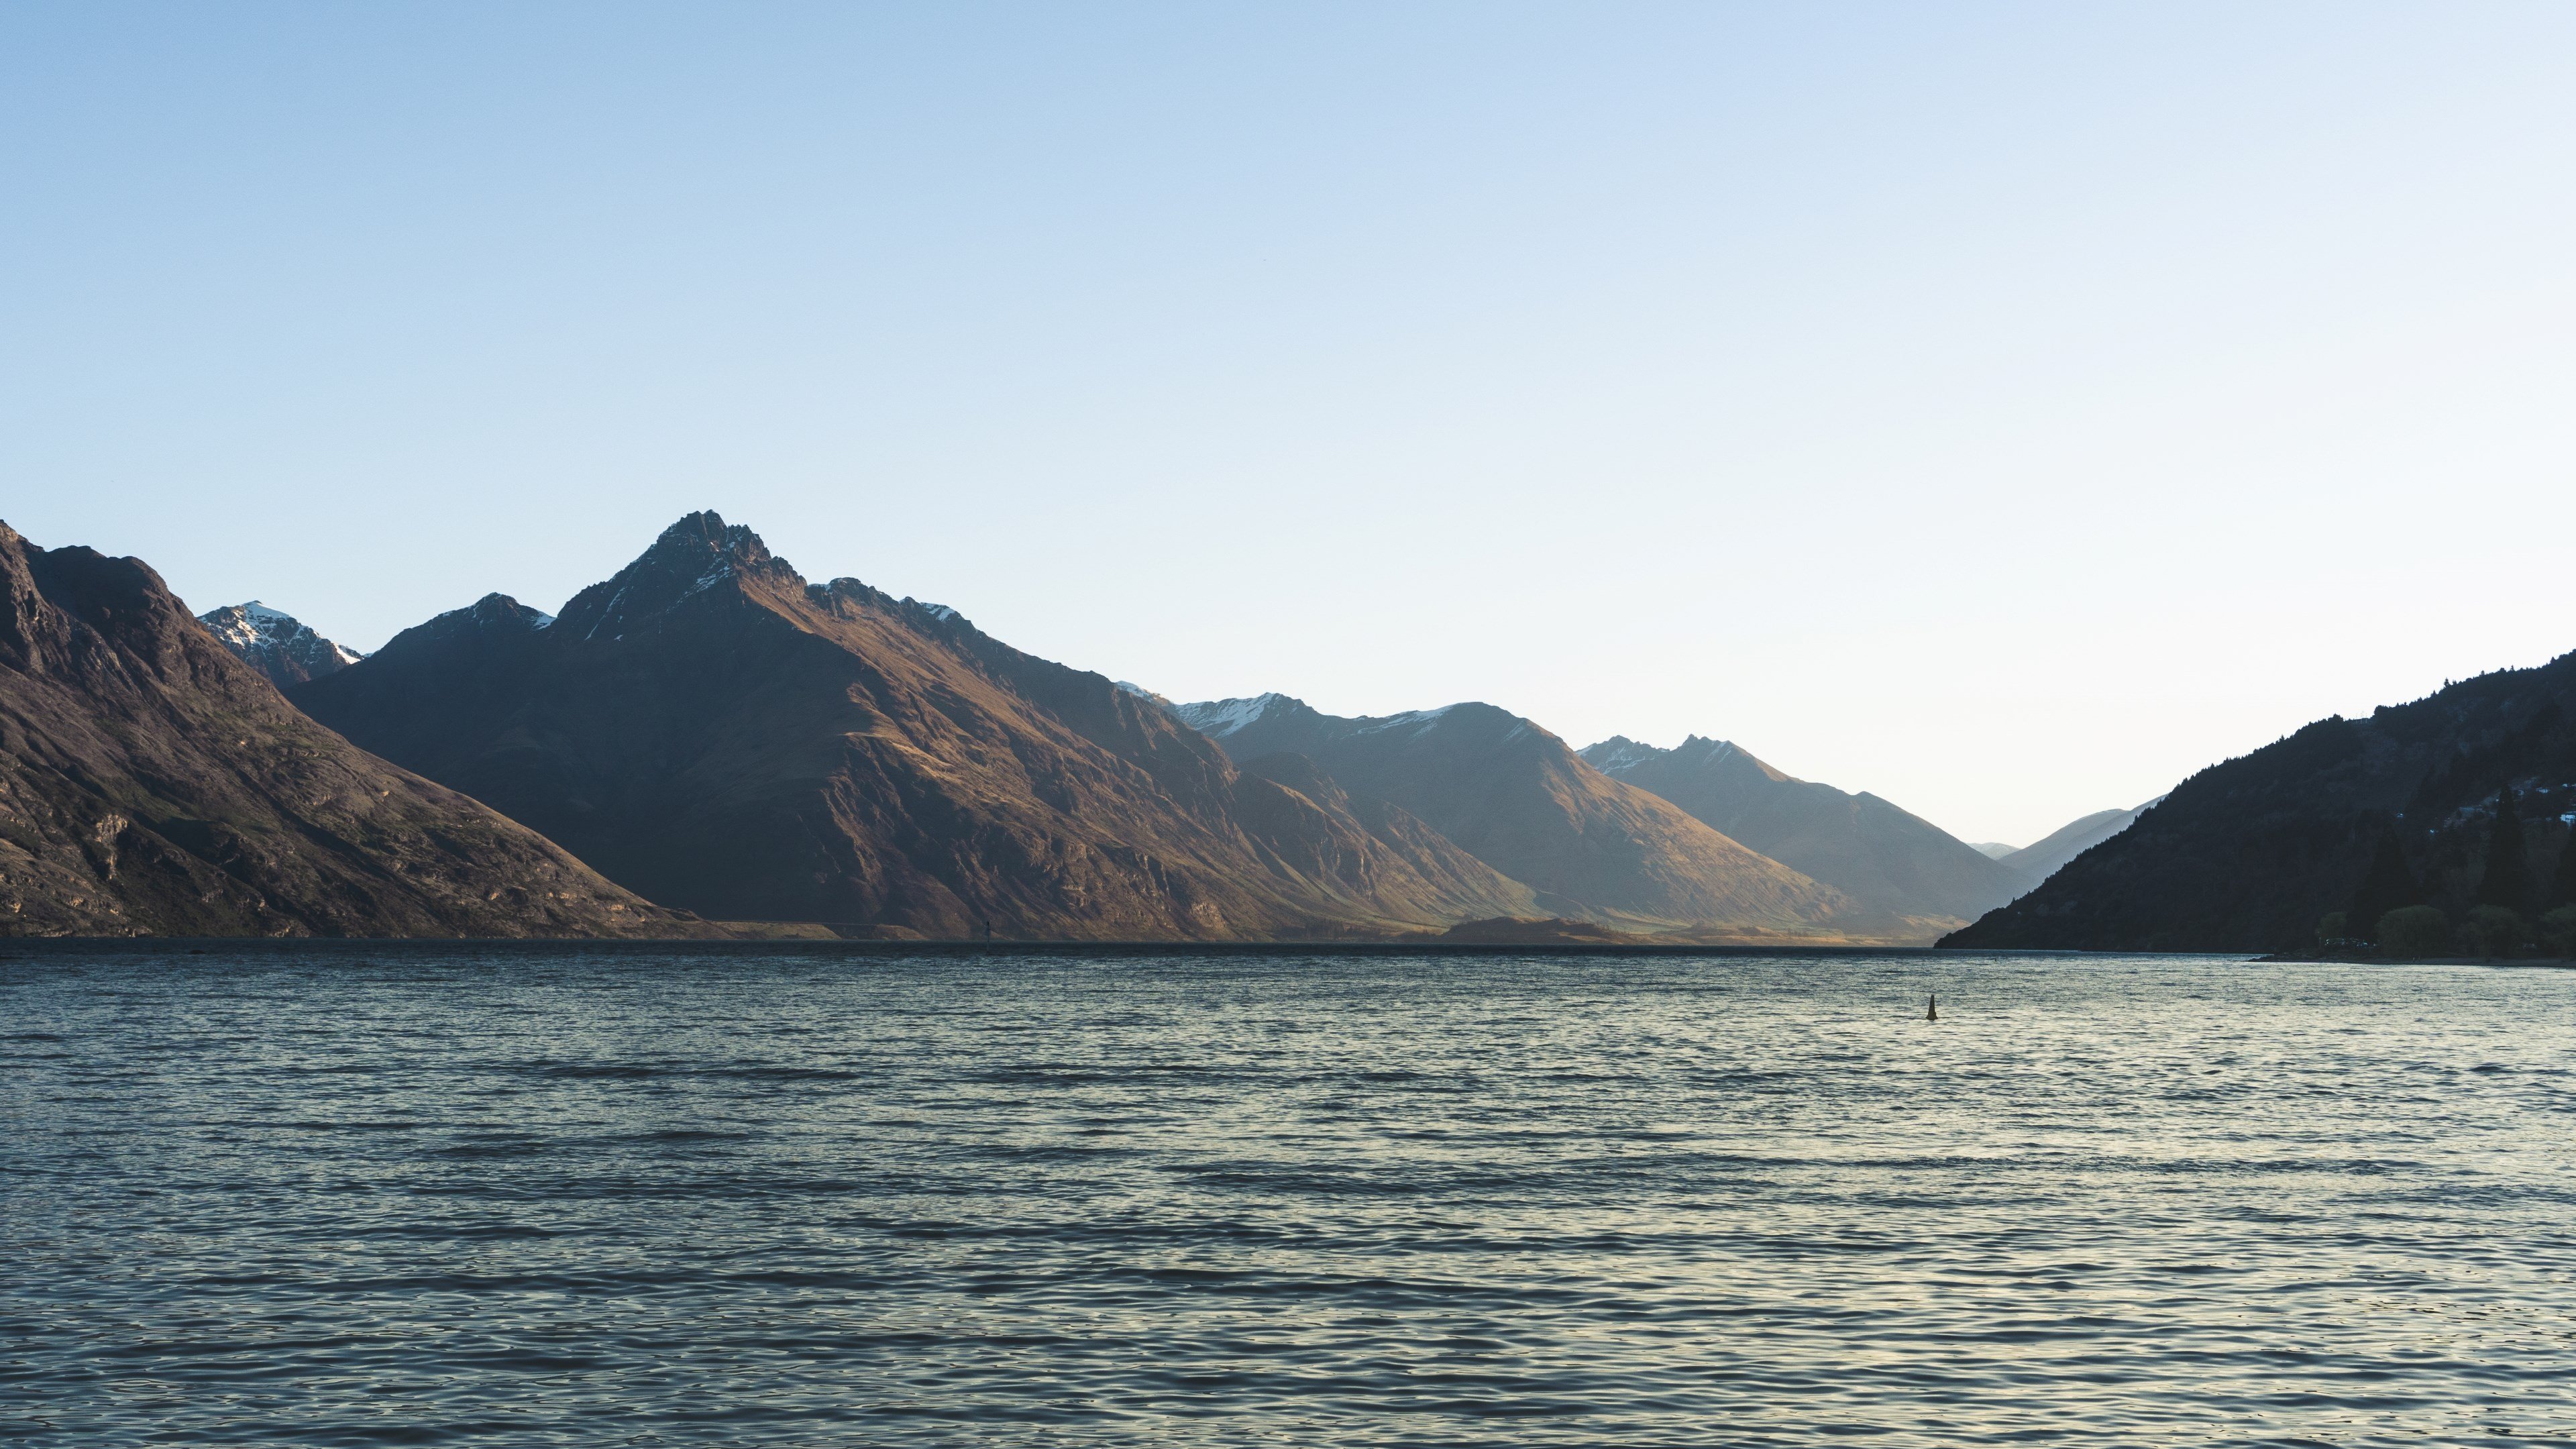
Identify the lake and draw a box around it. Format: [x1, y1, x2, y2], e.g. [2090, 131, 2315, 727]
[5, 945, 2573, 1445]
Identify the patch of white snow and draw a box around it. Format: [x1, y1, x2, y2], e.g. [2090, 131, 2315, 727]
[1172, 694, 1283, 738]
[1355, 704, 1454, 735]
[676, 561, 734, 602]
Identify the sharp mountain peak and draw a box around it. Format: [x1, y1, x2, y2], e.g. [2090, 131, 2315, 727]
[194, 599, 366, 690]
[553, 512, 975, 649]
[555, 511, 810, 643]
[0, 517, 697, 938]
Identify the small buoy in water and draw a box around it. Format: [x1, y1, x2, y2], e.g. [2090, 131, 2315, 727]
[1926, 994, 1938, 1022]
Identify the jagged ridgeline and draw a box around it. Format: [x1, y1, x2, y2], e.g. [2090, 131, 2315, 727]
[0, 521, 706, 937]
[290, 513, 1602, 940]
[1941, 657, 2576, 953]
[286, 513, 1913, 943]
[23, 506, 2259, 945]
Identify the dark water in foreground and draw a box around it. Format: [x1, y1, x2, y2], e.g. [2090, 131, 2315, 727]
[5, 947, 2575, 1446]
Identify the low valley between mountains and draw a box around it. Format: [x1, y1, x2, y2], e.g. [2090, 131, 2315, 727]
[1, 511, 2137, 944]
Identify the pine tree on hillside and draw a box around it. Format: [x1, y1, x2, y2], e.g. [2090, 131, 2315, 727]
[2475, 788, 2533, 914]
[2347, 824, 2419, 936]
[2551, 813, 2576, 910]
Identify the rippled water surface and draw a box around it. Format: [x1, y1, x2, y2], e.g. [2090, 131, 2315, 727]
[6, 946, 2576, 1446]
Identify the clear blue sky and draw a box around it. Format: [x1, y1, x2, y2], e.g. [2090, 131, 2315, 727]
[7, 3, 2574, 845]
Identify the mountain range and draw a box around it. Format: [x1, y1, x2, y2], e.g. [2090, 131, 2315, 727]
[287, 515, 1553, 940]
[0, 522, 699, 937]
[1575, 735, 2032, 927]
[1167, 695, 1859, 937]
[1, 509, 2169, 942]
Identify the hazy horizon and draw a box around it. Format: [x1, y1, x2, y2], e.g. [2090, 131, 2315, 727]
[9, 3, 2573, 845]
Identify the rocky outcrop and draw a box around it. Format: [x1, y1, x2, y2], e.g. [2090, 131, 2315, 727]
[0, 522, 703, 937]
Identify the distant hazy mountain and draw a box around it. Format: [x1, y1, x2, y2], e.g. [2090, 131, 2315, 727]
[1169, 695, 1859, 938]
[1970, 842, 2018, 859]
[1994, 805, 2151, 885]
[1942, 654, 2576, 953]
[196, 600, 364, 688]
[1577, 735, 2029, 927]
[292, 514, 1532, 939]
[0, 521, 693, 938]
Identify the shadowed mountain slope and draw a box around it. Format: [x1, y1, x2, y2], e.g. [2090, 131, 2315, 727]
[0, 522, 693, 938]
[1169, 695, 1860, 938]
[1578, 735, 2030, 926]
[291, 514, 1532, 939]
[1941, 653, 2576, 953]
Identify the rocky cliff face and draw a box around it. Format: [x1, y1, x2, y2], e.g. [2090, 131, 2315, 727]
[290, 513, 1529, 939]
[1171, 696, 1861, 938]
[0, 522, 701, 937]
[1578, 734, 2027, 932]
[196, 601, 365, 688]
[1941, 654, 2576, 953]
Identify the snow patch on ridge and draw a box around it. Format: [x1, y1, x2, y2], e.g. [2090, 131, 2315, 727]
[1581, 734, 1754, 778]
[1353, 704, 1454, 735]
[677, 561, 734, 601]
[1169, 694, 1289, 739]
[583, 588, 629, 640]
[1580, 737, 1661, 775]
[196, 600, 367, 681]
[1114, 680, 1174, 708]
